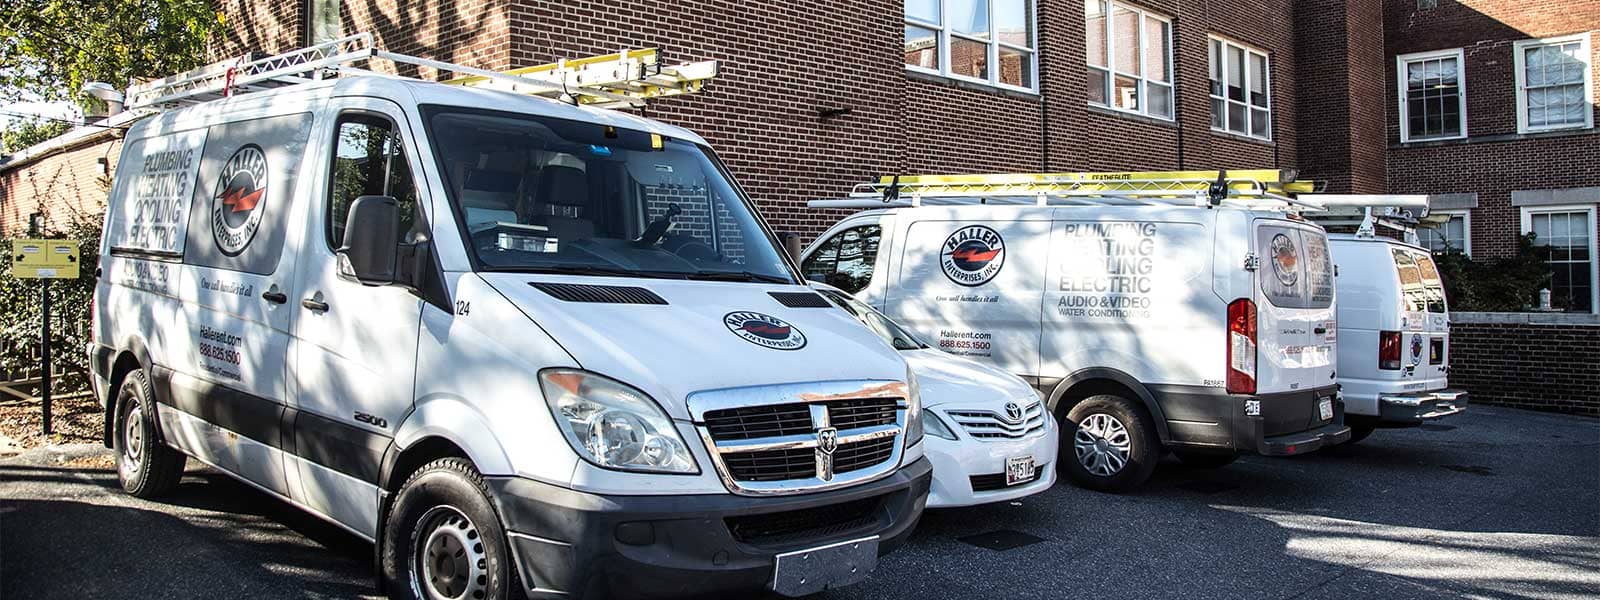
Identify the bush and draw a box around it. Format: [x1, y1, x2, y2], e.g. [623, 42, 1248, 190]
[1, 212, 102, 394]
[1432, 233, 1552, 312]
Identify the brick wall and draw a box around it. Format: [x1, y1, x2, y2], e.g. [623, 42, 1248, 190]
[1449, 314, 1600, 416]
[1295, 0, 1387, 193]
[0, 136, 123, 235]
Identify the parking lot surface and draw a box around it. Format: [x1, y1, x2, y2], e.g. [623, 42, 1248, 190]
[2, 405, 1596, 600]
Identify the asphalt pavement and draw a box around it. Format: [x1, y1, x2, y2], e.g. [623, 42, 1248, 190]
[2, 405, 1596, 600]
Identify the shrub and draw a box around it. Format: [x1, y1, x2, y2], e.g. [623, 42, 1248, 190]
[1, 212, 103, 394]
[1432, 233, 1552, 312]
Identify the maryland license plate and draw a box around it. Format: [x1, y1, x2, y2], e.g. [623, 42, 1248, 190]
[770, 536, 878, 597]
[1006, 455, 1036, 486]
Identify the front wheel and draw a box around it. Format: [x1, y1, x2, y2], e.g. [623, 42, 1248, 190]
[1060, 394, 1159, 492]
[382, 458, 515, 600]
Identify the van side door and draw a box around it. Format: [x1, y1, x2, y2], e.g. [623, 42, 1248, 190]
[287, 99, 427, 537]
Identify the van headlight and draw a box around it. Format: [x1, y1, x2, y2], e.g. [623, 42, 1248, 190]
[539, 369, 698, 474]
[904, 369, 924, 448]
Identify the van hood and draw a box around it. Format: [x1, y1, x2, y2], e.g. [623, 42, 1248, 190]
[901, 348, 1037, 408]
[481, 274, 910, 420]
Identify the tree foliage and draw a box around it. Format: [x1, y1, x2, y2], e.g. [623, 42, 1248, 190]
[1433, 233, 1553, 312]
[1, 117, 71, 154]
[0, 0, 221, 104]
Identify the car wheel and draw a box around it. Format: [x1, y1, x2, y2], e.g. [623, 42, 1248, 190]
[1173, 450, 1238, 469]
[382, 457, 514, 600]
[1060, 394, 1158, 492]
[113, 369, 185, 497]
[1345, 424, 1376, 445]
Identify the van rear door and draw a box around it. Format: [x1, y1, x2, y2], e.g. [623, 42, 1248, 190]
[1253, 220, 1337, 397]
[1400, 248, 1450, 389]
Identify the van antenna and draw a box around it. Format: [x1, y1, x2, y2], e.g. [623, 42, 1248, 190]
[1207, 170, 1228, 206]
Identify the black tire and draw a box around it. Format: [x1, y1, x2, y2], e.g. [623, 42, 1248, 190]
[1173, 450, 1238, 469]
[382, 457, 515, 600]
[1345, 424, 1376, 445]
[113, 369, 185, 497]
[1059, 394, 1159, 493]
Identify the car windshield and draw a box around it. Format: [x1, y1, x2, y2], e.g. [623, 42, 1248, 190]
[424, 107, 795, 283]
[816, 289, 927, 351]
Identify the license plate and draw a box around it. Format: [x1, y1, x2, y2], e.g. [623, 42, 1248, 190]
[1006, 455, 1036, 486]
[771, 536, 878, 597]
[1319, 397, 1334, 421]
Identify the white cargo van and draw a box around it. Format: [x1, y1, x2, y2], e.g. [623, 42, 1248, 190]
[804, 172, 1351, 492]
[88, 37, 930, 600]
[1308, 200, 1467, 443]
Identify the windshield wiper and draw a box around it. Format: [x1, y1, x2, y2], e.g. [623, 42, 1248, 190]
[516, 265, 689, 280]
[683, 270, 793, 284]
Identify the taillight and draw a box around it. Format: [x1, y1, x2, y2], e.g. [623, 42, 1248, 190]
[1226, 298, 1256, 395]
[1379, 330, 1402, 370]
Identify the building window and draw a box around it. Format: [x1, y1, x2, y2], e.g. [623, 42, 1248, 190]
[1397, 49, 1467, 142]
[1522, 205, 1597, 313]
[1418, 210, 1470, 255]
[307, 0, 341, 44]
[1514, 34, 1594, 133]
[1209, 37, 1271, 139]
[905, 0, 1038, 91]
[1085, 0, 1172, 119]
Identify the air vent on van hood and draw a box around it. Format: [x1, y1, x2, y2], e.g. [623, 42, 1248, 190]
[769, 291, 833, 308]
[529, 282, 668, 305]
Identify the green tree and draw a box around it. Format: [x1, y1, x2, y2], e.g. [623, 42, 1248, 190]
[1, 117, 71, 154]
[0, 0, 221, 105]
[1432, 233, 1553, 312]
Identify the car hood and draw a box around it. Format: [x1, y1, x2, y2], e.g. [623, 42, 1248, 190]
[900, 347, 1037, 408]
[481, 274, 910, 420]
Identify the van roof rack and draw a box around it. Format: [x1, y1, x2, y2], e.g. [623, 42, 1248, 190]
[125, 32, 718, 111]
[1297, 194, 1434, 244]
[808, 170, 1326, 212]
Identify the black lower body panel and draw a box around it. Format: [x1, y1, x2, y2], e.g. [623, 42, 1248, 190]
[1150, 384, 1350, 455]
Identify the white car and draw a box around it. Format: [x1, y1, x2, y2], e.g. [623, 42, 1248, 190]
[812, 284, 1057, 507]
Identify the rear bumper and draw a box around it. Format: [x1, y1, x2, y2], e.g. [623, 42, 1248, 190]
[1152, 384, 1349, 457]
[487, 457, 932, 600]
[1378, 389, 1468, 425]
[1257, 421, 1352, 455]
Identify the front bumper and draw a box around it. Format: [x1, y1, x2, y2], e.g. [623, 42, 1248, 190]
[487, 457, 932, 600]
[1379, 389, 1468, 425]
[923, 422, 1056, 508]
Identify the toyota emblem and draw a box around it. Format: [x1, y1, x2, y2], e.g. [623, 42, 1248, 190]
[1004, 402, 1023, 423]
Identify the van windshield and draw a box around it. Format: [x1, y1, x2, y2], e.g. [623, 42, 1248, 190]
[423, 107, 794, 283]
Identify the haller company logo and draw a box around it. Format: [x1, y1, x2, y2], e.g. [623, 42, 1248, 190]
[1269, 233, 1300, 287]
[940, 225, 1005, 287]
[211, 145, 269, 256]
[724, 311, 807, 350]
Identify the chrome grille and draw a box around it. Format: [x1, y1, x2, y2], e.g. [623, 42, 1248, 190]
[691, 381, 909, 496]
[945, 401, 1046, 440]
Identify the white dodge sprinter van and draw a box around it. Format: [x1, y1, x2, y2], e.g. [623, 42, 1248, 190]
[804, 172, 1351, 492]
[89, 68, 930, 598]
[1325, 234, 1466, 443]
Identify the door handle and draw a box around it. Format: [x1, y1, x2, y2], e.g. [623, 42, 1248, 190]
[301, 297, 330, 312]
[1314, 326, 1328, 335]
[262, 290, 288, 304]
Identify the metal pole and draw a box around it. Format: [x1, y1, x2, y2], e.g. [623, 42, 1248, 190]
[40, 278, 52, 437]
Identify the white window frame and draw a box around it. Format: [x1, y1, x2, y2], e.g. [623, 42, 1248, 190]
[1209, 36, 1273, 140]
[1085, 0, 1174, 120]
[1520, 203, 1599, 314]
[1419, 209, 1471, 256]
[904, 0, 1040, 93]
[1397, 48, 1469, 143]
[1513, 33, 1595, 134]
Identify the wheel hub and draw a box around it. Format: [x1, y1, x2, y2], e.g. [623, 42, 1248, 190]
[1073, 412, 1132, 477]
[416, 506, 487, 600]
[120, 403, 144, 476]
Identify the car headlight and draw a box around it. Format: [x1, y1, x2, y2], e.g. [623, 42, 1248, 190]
[922, 410, 958, 440]
[904, 369, 924, 448]
[539, 369, 698, 474]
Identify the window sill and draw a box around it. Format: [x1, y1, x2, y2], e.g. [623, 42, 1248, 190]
[1210, 128, 1275, 147]
[905, 69, 1040, 101]
[1084, 104, 1177, 128]
[1392, 126, 1596, 150]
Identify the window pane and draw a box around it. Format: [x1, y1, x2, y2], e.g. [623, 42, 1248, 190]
[801, 233, 842, 283]
[1143, 17, 1169, 82]
[950, 36, 989, 79]
[1211, 97, 1225, 128]
[829, 225, 883, 293]
[999, 46, 1034, 87]
[308, 0, 340, 44]
[1249, 52, 1269, 107]
[1085, 0, 1107, 66]
[1228, 102, 1247, 133]
[1251, 108, 1270, 137]
[1148, 82, 1172, 118]
[1227, 45, 1245, 101]
[950, 0, 990, 37]
[996, 0, 1033, 48]
[1088, 67, 1109, 104]
[330, 116, 417, 249]
[1405, 56, 1461, 138]
[1209, 39, 1223, 96]
[1112, 5, 1140, 76]
[1113, 73, 1139, 110]
[906, 0, 940, 23]
[905, 25, 940, 69]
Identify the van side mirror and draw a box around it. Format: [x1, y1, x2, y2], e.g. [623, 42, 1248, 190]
[338, 195, 401, 286]
[779, 231, 803, 261]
